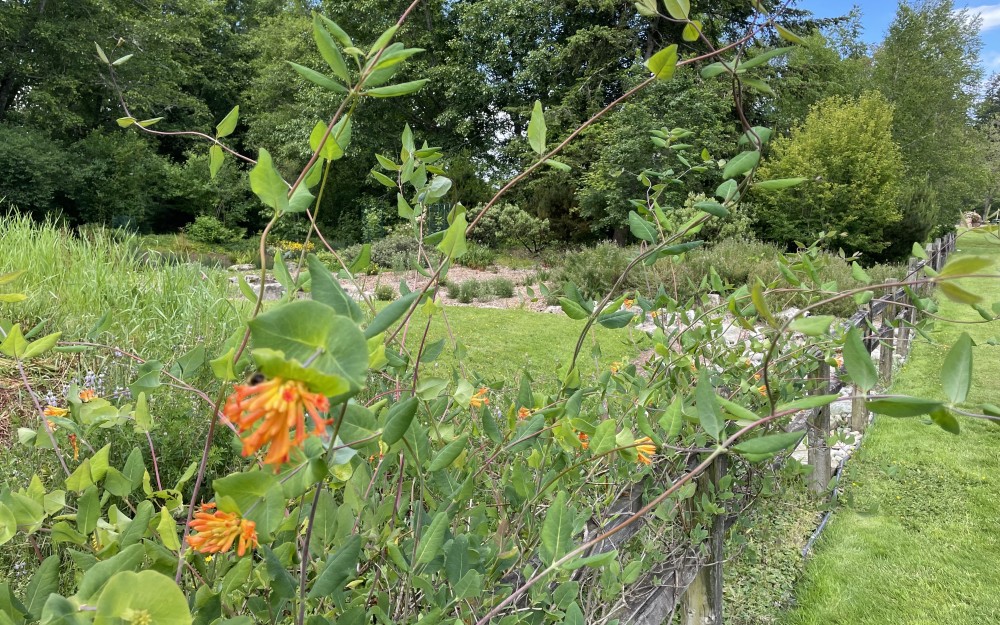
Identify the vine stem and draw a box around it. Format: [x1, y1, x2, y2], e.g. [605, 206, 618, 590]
[16, 359, 70, 477]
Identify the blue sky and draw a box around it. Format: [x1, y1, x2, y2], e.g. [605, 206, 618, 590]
[795, 1, 1000, 71]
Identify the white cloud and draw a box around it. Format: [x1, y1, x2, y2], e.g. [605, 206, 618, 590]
[967, 4, 1000, 31]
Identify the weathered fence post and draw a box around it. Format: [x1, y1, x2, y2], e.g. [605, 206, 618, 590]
[878, 280, 895, 382]
[807, 361, 832, 494]
[850, 384, 868, 432]
[679, 455, 727, 625]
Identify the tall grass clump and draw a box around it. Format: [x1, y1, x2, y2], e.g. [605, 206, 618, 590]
[0, 214, 245, 357]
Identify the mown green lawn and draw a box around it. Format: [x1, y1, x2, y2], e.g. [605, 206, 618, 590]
[779, 230, 1000, 625]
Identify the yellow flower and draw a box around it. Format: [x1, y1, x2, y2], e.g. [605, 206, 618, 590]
[635, 436, 656, 465]
[470, 387, 489, 409]
[188, 503, 258, 557]
[834, 355, 844, 368]
[517, 407, 531, 420]
[753, 372, 762, 381]
[69, 434, 79, 461]
[44, 405, 69, 418]
[650, 310, 658, 319]
[79, 389, 96, 402]
[222, 376, 331, 467]
[610, 361, 622, 374]
[578, 432, 589, 450]
[623, 298, 635, 309]
[756, 384, 768, 397]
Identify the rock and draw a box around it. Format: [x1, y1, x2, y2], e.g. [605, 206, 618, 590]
[252, 281, 285, 301]
[228, 263, 256, 272]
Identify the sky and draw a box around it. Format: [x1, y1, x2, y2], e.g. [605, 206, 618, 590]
[795, 1, 1000, 71]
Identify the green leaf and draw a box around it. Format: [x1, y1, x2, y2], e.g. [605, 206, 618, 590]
[659, 396, 684, 439]
[941, 332, 973, 405]
[119, 501, 152, 548]
[716, 179, 739, 202]
[789, 315, 834, 336]
[0, 503, 15, 547]
[317, 14, 353, 48]
[751, 281, 775, 326]
[314, 16, 350, 82]
[111, 54, 133, 66]
[382, 397, 418, 445]
[136, 118, 162, 128]
[216, 105, 239, 138]
[116, 117, 135, 128]
[209, 145, 224, 179]
[22, 331, 61, 359]
[363, 80, 429, 98]
[939, 255, 993, 277]
[248, 300, 368, 399]
[738, 47, 794, 70]
[693, 201, 729, 218]
[635, 0, 657, 17]
[75, 543, 146, 601]
[544, 158, 571, 172]
[288, 62, 348, 94]
[843, 327, 877, 392]
[930, 407, 960, 434]
[775, 24, 804, 44]
[754, 177, 807, 191]
[156, 507, 179, 551]
[95, 42, 110, 64]
[24, 554, 59, 619]
[540, 491, 574, 565]
[213, 471, 283, 537]
[528, 100, 547, 155]
[740, 77, 774, 95]
[682, 21, 702, 41]
[368, 24, 399, 55]
[723, 150, 760, 179]
[560, 549, 618, 570]
[775, 394, 839, 413]
[436, 205, 468, 260]
[365, 291, 420, 339]
[663, 0, 690, 20]
[696, 368, 724, 440]
[867, 396, 943, 418]
[733, 431, 804, 458]
[428, 434, 469, 471]
[348, 244, 371, 274]
[307, 255, 363, 323]
[717, 396, 759, 423]
[939, 281, 982, 305]
[249, 148, 289, 214]
[597, 310, 635, 329]
[628, 211, 658, 243]
[308, 534, 361, 600]
[912, 242, 928, 260]
[414, 511, 449, 566]
[453, 570, 483, 599]
[93, 570, 191, 625]
[558, 297, 589, 320]
[76, 487, 99, 536]
[645, 44, 679, 80]
[590, 419, 617, 456]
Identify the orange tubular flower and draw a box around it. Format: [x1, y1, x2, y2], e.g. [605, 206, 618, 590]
[79, 389, 96, 402]
[517, 407, 531, 420]
[756, 384, 768, 397]
[44, 406, 69, 418]
[578, 432, 590, 450]
[635, 436, 657, 465]
[222, 376, 331, 467]
[188, 503, 258, 557]
[470, 388, 489, 409]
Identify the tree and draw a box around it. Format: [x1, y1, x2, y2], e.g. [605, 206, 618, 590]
[750, 92, 903, 260]
[872, 0, 987, 235]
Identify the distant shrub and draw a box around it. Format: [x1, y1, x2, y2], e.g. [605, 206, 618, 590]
[487, 277, 515, 298]
[469, 203, 551, 252]
[374, 283, 396, 301]
[186, 215, 244, 245]
[556, 242, 635, 300]
[458, 242, 497, 270]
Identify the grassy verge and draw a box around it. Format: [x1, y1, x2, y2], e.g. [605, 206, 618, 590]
[778, 230, 1000, 624]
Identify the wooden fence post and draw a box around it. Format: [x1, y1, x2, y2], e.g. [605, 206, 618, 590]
[851, 384, 868, 432]
[879, 280, 895, 382]
[680, 456, 727, 625]
[808, 361, 832, 495]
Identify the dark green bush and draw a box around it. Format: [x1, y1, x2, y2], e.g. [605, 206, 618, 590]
[487, 278, 515, 298]
[555, 241, 636, 300]
[458, 242, 497, 270]
[185, 215, 244, 245]
[374, 283, 396, 301]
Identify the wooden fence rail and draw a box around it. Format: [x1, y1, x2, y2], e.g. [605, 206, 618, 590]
[612, 231, 958, 625]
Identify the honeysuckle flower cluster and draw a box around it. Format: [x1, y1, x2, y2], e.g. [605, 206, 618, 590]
[187, 503, 258, 556]
[222, 376, 331, 466]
